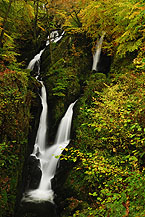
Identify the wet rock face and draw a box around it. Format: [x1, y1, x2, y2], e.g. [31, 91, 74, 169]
[25, 155, 42, 190]
[15, 201, 58, 217]
[97, 52, 112, 75]
[15, 156, 42, 217]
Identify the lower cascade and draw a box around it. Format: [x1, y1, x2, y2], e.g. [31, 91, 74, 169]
[22, 95, 77, 203]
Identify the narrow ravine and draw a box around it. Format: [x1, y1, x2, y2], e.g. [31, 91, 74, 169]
[15, 30, 77, 217]
[16, 29, 105, 217]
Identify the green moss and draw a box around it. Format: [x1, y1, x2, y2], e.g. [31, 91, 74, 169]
[44, 34, 91, 127]
[40, 33, 92, 130]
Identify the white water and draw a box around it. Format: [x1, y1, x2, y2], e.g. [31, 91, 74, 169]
[22, 30, 70, 203]
[32, 81, 48, 154]
[27, 49, 45, 72]
[23, 101, 76, 203]
[27, 30, 64, 74]
[92, 32, 105, 71]
[27, 29, 65, 156]
[55, 101, 77, 144]
[46, 31, 64, 46]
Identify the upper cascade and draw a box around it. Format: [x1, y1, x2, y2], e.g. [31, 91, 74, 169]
[46, 31, 64, 46]
[27, 30, 64, 76]
[27, 49, 45, 72]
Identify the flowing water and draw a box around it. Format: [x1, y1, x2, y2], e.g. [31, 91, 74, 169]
[27, 30, 64, 74]
[32, 81, 48, 154]
[92, 32, 105, 71]
[27, 49, 45, 72]
[22, 30, 76, 204]
[46, 31, 64, 46]
[23, 101, 77, 203]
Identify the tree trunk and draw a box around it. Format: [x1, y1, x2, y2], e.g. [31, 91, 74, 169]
[33, 0, 39, 50]
[45, 3, 53, 64]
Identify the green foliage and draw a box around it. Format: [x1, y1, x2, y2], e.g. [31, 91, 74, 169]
[0, 141, 18, 216]
[53, 0, 145, 66]
[62, 70, 145, 216]
[63, 146, 145, 216]
[80, 0, 145, 57]
[46, 58, 79, 95]
[76, 72, 145, 153]
[0, 1, 144, 217]
[0, 0, 34, 63]
[0, 0, 51, 64]
[0, 65, 32, 140]
[0, 64, 34, 217]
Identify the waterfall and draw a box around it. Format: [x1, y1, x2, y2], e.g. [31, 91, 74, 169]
[32, 81, 48, 154]
[54, 100, 77, 144]
[27, 30, 64, 152]
[23, 101, 77, 203]
[27, 30, 64, 74]
[27, 49, 45, 72]
[92, 32, 105, 71]
[46, 31, 64, 46]
[22, 30, 76, 204]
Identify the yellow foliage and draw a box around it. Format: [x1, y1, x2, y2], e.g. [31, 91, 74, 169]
[25, 3, 34, 19]
[38, 23, 46, 32]
[52, 0, 144, 57]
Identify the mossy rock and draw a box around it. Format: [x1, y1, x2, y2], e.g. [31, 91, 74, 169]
[45, 65, 80, 140]
[61, 197, 89, 217]
[0, 68, 35, 217]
